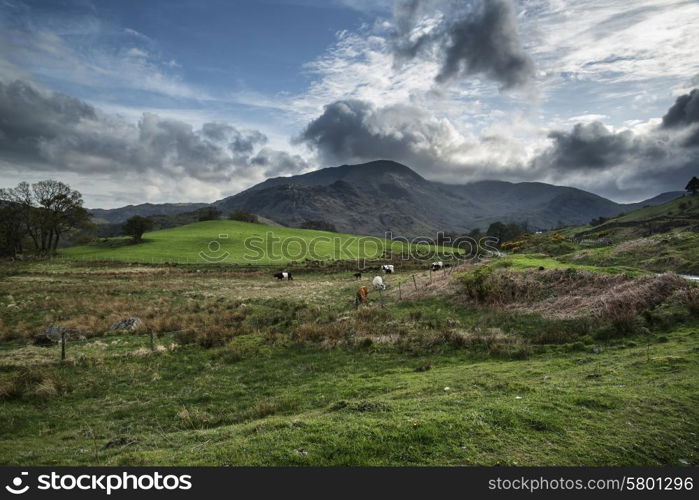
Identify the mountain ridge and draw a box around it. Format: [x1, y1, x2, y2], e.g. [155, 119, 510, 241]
[90, 160, 684, 237]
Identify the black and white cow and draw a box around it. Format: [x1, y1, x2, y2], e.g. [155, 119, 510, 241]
[381, 264, 395, 274]
[273, 271, 293, 280]
[431, 261, 444, 271]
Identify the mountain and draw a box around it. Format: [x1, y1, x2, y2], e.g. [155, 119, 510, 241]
[87, 161, 681, 238]
[90, 202, 208, 224]
[213, 160, 681, 237]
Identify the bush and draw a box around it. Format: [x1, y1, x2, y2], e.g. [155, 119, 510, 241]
[458, 267, 494, 303]
[599, 298, 640, 336]
[229, 210, 258, 223]
[197, 207, 221, 221]
[300, 219, 337, 232]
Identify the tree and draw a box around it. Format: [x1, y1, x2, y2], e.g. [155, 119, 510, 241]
[0, 202, 26, 256]
[486, 221, 526, 246]
[123, 216, 153, 242]
[229, 210, 258, 223]
[0, 180, 89, 255]
[300, 219, 337, 232]
[686, 176, 699, 195]
[197, 207, 221, 221]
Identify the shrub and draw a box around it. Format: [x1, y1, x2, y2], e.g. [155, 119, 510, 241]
[599, 297, 640, 335]
[229, 210, 258, 223]
[458, 267, 494, 303]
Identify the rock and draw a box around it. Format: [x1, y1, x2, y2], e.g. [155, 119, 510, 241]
[33, 323, 70, 346]
[109, 317, 144, 331]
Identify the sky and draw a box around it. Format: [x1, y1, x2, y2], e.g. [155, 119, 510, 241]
[1, 0, 698, 208]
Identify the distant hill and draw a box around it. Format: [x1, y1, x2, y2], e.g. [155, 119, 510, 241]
[213, 160, 681, 237]
[90, 202, 208, 224]
[87, 161, 682, 238]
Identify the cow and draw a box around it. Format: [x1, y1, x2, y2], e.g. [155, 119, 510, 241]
[381, 264, 394, 274]
[354, 272, 362, 280]
[431, 261, 444, 271]
[372, 276, 386, 290]
[355, 286, 369, 307]
[273, 271, 293, 280]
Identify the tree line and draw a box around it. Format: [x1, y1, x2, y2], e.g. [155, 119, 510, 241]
[0, 180, 90, 258]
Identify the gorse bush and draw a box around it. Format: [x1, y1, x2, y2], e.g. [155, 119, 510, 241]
[458, 267, 494, 303]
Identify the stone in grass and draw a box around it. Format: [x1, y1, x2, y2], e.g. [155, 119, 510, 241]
[33, 324, 70, 347]
[109, 317, 144, 332]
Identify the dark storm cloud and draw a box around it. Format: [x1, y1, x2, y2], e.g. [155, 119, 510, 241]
[0, 79, 97, 161]
[661, 89, 699, 128]
[535, 121, 666, 172]
[392, 0, 535, 89]
[295, 100, 381, 161]
[534, 89, 699, 176]
[0, 79, 297, 181]
[528, 92, 699, 200]
[661, 88, 699, 147]
[296, 99, 462, 167]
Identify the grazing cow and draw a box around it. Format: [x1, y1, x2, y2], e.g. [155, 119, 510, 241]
[355, 286, 368, 307]
[431, 261, 444, 271]
[381, 264, 395, 274]
[354, 272, 362, 280]
[372, 276, 386, 290]
[273, 271, 293, 280]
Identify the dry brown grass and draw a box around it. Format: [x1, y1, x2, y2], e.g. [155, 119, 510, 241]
[458, 268, 690, 320]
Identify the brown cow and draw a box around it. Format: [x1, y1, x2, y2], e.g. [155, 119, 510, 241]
[355, 286, 369, 308]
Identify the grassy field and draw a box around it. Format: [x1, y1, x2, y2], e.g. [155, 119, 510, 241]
[1, 257, 697, 465]
[60, 220, 454, 265]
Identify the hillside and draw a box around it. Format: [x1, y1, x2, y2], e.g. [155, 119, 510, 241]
[60, 219, 450, 265]
[213, 160, 680, 237]
[86, 161, 681, 238]
[90, 202, 208, 224]
[505, 195, 699, 275]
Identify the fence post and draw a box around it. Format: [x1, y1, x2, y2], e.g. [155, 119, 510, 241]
[60, 330, 66, 362]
